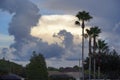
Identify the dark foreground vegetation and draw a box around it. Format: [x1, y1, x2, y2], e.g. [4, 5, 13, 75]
[1, 50, 120, 79]
[0, 51, 48, 80]
[0, 50, 120, 79]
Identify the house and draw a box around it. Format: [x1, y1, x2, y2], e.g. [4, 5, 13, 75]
[48, 71, 80, 80]
[65, 72, 81, 80]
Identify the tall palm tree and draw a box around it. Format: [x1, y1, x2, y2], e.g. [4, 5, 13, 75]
[96, 39, 108, 79]
[76, 11, 92, 80]
[91, 26, 101, 79]
[85, 28, 93, 80]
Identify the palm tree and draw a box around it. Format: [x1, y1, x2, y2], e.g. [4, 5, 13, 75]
[91, 26, 101, 79]
[75, 11, 92, 80]
[97, 39, 108, 54]
[85, 28, 93, 80]
[96, 39, 108, 78]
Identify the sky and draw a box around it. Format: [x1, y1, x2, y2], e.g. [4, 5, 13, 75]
[0, 0, 120, 68]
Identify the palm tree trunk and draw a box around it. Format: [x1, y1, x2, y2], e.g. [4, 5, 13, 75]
[82, 20, 85, 80]
[89, 37, 92, 80]
[98, 50, 101, 79]
[94, 58, 96, 79]
[89, 56, 91, 80]
[98, 66, 100, 79]
[93, 37, 96, 79]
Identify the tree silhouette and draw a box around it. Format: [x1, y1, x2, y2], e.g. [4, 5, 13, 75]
[91, 26, 101, 79]
[75, 11, 92, 80]
[85, 28, 93, 79]
[26, 51, 48, 80]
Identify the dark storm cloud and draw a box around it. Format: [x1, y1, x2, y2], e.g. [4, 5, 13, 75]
[35, 0, 120, 29]
[35, 0, 120, 17]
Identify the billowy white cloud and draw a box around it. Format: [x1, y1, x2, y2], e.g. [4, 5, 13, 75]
[31, 15, 89, 45]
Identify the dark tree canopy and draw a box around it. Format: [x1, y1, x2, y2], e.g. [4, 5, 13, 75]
[84, 44, 120, 79]
[26, 51, 48, 80]
[76, 11, 93, 21]
[0, 58, 24, 77]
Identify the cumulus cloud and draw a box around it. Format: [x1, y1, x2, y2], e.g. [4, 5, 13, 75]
[31, 15, 90, 61]
[0, 0, 40, 59]
[31, 15, 88, 45]
[31, 0, 120, 55]
[30, 0, 120, 57]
